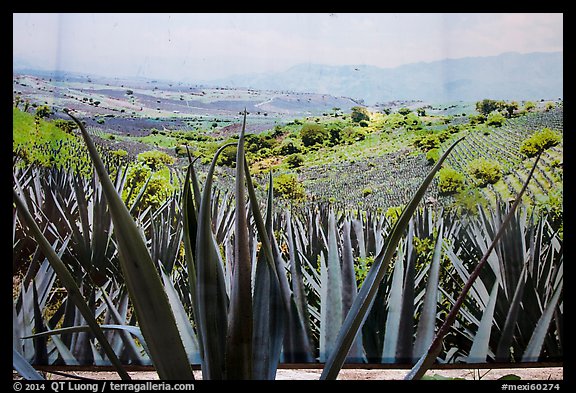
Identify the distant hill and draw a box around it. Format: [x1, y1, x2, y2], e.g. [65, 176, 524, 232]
[211, 52, 563, 104]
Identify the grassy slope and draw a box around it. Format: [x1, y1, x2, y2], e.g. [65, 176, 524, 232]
[13, 107, 74, 147]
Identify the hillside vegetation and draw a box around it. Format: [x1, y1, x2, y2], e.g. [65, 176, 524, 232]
[13, 98, 563, 218]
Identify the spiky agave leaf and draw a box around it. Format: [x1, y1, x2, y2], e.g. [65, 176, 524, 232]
[320, 136, 464, 380]
[243, 158, 288, 378]
[413, 223, 444, 358]
[405, 150, 544, 380]
[225, 111, 253, 379]
[64, 111, 194, 380]
[319, 208, 343, 362]
[13, 189, 130, 380]
[252, 172, 286, 379]
[13, 347, 44, 380]
[194, 142, 235, 380]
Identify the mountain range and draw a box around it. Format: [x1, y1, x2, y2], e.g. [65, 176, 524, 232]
[210, 51, 563, 104]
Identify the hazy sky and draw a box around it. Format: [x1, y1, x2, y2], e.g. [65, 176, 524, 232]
[13, 13, 563, 82]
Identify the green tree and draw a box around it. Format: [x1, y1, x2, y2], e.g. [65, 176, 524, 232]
[397, 107, 411, 116]
[137, 150, 175, 171]
[523, 101, 536, 112]
[300, 123, 328, 147]
[467, 158, 502, 187]
[124, 163, 175, 212]
[486, 111, 506, 127]
[286, 153, 304, 169]
[35, 105, 51, 119]
[217, 145, 238, 167]
[245, 133, 277, 153]
[350, 106, 370, 123]
[125, 162, 151, 193]
[438, 167, 465, 194]
[426, 148, 440, 164]
[414, 134, 440, 151]
[272, 173, 306, 201]
[277, 139, 302, 155]
[519, 128, 561, 158]
[54, 119, 78, 134]
[475, 99, 501, 116]
[503, 101, 519, 118]
[469, 113, 487, 125]
[328, 125, 343, 145]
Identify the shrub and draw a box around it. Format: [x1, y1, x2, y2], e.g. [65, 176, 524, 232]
[414, 134, 440, 151]
[328, 125, 343, 145]
[426, 148, 440, 164]
[523, 101, 536, 112]
[277, 139, 302, 155]
[217, 145, 238, 167]
[397, 107, 411, 116]
[245, 133, 277, 153]
[124, 164, 175, 212]
[446, 124, 460, 134]
[519, 128, 561, 158]
[53, 119, 77, 134]
[300, 123, 328, 147]
[286, 153, 304, 169]
[467, 158, 502, 187]
[110, 149, 128, 158]
[256, 147, 273, 159]
[272, 173, 306, 201]
[385, 113, 406, 129]
[385, 205, 404, 226]
[486, 111, 506, 127]
[35, 105, 52, 119]
[175, 145, 190, 157]
[468, 114, 486, 125]
[138, 174, 176, 211]
[438, 167, 465, 194]
[362, 187, 373, 197]
[405, 113, 423, 130]
[343, 127, 366, 142]
[137, 150, 175, 171]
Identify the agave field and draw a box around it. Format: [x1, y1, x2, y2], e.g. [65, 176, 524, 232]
[13, 101, 563, 380]
[445, 109, 563, 206]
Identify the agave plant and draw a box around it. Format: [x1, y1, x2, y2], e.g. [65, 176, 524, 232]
[13, 107, 562, 380]
[405, 150, 561, 379]
[447, 200, 563, 364]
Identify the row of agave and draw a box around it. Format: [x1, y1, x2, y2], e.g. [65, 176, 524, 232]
[298, 149, 438, 211]
[13, 111, 562, 380]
